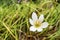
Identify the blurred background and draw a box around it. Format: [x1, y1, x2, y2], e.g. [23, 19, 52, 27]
[0, 0, 60, 40]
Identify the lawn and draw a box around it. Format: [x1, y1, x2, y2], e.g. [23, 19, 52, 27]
[0, 0, 60, 40]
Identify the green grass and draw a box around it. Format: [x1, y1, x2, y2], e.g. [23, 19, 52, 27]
[0, 0, 60, 40]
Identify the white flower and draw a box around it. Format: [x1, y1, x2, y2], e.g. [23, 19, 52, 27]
[29, 12, 49, 32]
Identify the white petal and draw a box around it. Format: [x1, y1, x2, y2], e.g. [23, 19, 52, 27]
[37, 28, 43, 32]
[41, 22, 49, 28]
[39, 14, 44, 23]
[30, 26, 36, 32]
[29, 19, 34, 25]
[32, 12, 38, 21]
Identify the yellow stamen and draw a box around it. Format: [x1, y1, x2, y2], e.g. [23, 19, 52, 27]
[34, 20, 41, 28]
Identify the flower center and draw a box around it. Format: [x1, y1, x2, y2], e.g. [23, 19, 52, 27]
[34, 20, 41, 28]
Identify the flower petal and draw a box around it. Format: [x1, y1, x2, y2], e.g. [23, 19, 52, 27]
[37, 27, 43, 32]
[30, 26, 36, 32]
[29, 19, 34, 25]
[32, 12, 38, 21]
[39, 14, 44, 23]
[41, 22, 49, 28]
